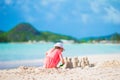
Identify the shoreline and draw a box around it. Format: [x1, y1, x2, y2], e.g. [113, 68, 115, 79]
[0, 59, 43, 70]
[0, 53, 120, 69]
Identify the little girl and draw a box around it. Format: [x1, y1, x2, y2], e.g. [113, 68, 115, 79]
[43, 42, 65, 68]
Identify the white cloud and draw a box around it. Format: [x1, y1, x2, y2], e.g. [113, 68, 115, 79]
[90, 0, 120, 24]
[40, 0, 67, 22]
[81, 14, 89, 24]
[16, 0, 25, 5]
[4, 0, 12, 5]
[40, 0, 66, 13]
[103, 6, 120, 24]
[15, 0, 40, 22]
[25, 16, 36, 23]
[18, 0, 41, 15]
[90, 1, 101, 13]
[46, 12, 55, 21]
[41, 0, 49, 6]
[90, 0, 110, 14]
[41, 0, 66, 6]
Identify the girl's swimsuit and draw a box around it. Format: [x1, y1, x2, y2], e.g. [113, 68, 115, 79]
[44, 48, 62, 68]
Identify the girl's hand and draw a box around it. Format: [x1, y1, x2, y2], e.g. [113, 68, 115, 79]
[59, 64, 64, 67]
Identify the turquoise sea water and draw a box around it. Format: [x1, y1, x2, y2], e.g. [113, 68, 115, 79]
[0, 43, 120, 69]
[0, 43, 120, 61]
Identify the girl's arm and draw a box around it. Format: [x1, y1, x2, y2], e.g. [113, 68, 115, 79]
[59, 54, 65, 64]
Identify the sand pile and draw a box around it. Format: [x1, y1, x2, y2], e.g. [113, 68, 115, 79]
[98, 60, 120, 68]
[0, 65, 120, 80]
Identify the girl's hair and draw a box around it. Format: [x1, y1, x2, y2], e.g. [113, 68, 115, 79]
[55, 46, 62, 49]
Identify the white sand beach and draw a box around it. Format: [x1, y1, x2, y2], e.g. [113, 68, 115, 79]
[0, 54, 120, 80]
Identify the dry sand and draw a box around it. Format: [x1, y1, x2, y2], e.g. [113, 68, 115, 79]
[0, 54, 120, 80]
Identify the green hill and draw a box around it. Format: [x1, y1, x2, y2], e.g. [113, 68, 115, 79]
[0, 23, 120, 43]
[40, 31, 76, 42]
[0, 30, 8, 42]
[0, 23, 77, 42]
[6, 23, 41, 42]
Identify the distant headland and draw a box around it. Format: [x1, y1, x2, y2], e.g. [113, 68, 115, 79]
[0, 23, 120, 43]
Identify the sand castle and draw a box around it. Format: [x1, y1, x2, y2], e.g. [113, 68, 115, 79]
[72, 57, 79, 68]
[80, 57, 90, 68]
[63, 56, 90, 69]
[63, 57, 73, 69]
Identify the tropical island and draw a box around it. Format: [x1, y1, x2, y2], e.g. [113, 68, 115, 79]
[0, 23, 120, 43]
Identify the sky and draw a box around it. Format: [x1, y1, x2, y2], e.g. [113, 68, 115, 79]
[0, 0, 120, 38]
